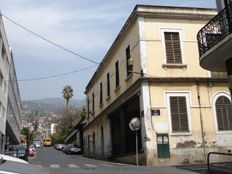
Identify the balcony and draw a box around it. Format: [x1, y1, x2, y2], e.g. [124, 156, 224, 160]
[197, 2, 232, 72]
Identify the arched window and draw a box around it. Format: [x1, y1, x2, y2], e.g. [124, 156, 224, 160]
[215, 96, 232, 131]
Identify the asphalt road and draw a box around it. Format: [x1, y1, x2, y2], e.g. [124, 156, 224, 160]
[28, 147, 226, 174]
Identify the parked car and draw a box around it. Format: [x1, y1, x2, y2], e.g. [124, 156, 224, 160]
[5, 145, 27, 160]
[33, 140, 42, 148]
[54, 144, 65, 151]
[28, 147, 35, 157]
[0, 154, 50, 174]
[63, 144, 82, 155]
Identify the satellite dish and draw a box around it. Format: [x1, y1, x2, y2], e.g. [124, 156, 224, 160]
[129, 117, 141, 131]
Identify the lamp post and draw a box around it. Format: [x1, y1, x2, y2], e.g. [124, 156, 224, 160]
[129, 117, 141, 166]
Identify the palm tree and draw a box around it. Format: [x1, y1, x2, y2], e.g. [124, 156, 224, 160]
[62, 85, 74, 107]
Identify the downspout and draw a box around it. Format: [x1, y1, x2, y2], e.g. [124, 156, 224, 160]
[196, 80, 206, 163]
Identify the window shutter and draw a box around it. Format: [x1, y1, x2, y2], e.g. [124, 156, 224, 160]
[115, 61, 119, 87]
[170, 96, 189, 132]
[126, 45, 131, 76]
[216, 96, 232, 131]
[164, 32, 182, 64]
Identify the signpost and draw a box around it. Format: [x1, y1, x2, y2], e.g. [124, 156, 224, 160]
[129, 117, 141, 166]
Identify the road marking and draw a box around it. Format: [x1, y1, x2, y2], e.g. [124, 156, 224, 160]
[50, 164, 60, 168]
[84, 164, 98, 168]
[68, 164, 80, 168]
[0, 171, 20, 174]
[101, 163, 113, 167]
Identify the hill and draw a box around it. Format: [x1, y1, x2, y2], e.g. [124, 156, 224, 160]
[22, 98, 85, 113]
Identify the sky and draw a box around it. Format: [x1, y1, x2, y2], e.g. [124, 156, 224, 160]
[0, 0, 216, 101]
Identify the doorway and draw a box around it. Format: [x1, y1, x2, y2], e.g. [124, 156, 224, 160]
[157, 134, 170, 158]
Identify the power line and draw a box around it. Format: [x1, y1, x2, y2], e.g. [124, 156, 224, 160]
[0, 13, 100, 65]
[18, 65, 97, 82]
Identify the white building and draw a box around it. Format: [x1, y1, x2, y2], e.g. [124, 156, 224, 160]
[0, 14, 22, 152]
[0, 14, 11, 152]
[50, 123, 57, 135]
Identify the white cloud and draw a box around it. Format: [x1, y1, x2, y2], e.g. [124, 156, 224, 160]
[1, 1, 128, 62]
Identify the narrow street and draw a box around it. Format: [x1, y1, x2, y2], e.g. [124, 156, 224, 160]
[29, 147, 215, 174]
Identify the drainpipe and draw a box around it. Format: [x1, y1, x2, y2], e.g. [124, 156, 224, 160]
[196, 80, 206, 163]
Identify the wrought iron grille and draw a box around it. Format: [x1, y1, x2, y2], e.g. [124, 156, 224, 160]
[197, 2, 232, 57]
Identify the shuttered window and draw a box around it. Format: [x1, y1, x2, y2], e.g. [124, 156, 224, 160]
[216, 96, 232, 131]
[115, 61, 120, 88]
[164, 32, 182, 64]
[92, 93, 95, 114]
[106, 73, 110, 97]
[125, 45, 131, 76]
[99, 82, 103, 104]
[170, 96, 189, 132]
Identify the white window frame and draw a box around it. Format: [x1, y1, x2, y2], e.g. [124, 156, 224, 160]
[166, 92, 192, 135]
[212, 92, 232, 134]
[160, 28, 185, 64]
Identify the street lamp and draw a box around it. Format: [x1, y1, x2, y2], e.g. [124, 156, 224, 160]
[128, 58, 144, 77]
[129, 117, 141, 166]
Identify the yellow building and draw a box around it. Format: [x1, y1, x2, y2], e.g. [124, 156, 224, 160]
[84, 5, 232, 166]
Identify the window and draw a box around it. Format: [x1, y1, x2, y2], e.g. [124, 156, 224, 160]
[169, 96, 189, 132]
[164, 32, 182, 64]
[115, 61, 120, 88]
[2, 44, 6, 61]
[125, 45, 131, 76]
[92, 93, 95, 114]
[3, 81, 7, 94]
[215, 96, 232, 131]
[106, 73, 110, 97]
[99, 82, 103, 105]
[87, 98, 90, 119]
[0, 102, 2, 117]
[0, 72, 3, 90]
[1, 106, 5, 118]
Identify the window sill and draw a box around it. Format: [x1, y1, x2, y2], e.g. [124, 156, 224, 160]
[99, 103, 103, 108]
[90, 112, 95, 117]
[114, 85, 121, 93]
[162, 64, 187, 69]
[106, 96, 111, 101]
[125, 74, 133, 81]
[170, 132, 192, 136]
[216, 130, 232, 135]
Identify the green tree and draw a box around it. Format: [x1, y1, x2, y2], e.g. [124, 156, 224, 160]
[21, 127, 34, 161]
[52, 107, 82, 143]
[62, 85, 74, 107]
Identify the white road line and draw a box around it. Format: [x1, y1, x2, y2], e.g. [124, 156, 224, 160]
[101, 163, 113, 167]
[68, 164, 80, 168]
[49, 164, 60, 168]
[84, 164, 98, 168]
[0, 171, 20, 174]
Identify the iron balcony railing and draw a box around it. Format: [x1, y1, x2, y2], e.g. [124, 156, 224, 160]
[197, 2, 232, 57]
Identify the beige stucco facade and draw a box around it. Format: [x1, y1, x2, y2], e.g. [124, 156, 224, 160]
[84, 5, 231, 166]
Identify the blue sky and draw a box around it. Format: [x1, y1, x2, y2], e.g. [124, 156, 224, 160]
[0, 0, 216, 101]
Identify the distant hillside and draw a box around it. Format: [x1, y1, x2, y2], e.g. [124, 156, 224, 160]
[22, 98, 85, 112]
